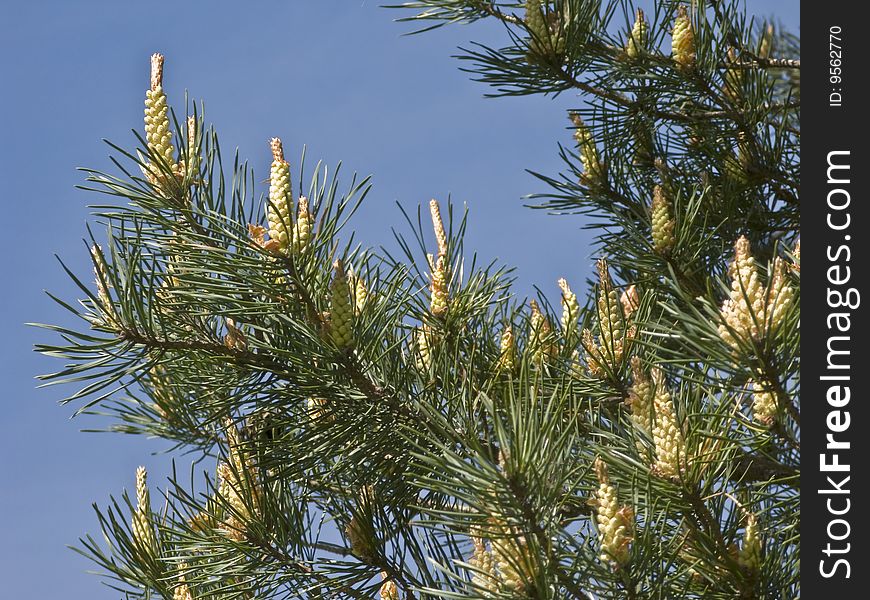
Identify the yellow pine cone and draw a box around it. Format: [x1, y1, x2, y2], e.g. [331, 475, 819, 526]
[173, 583, 193, 600]
[718, 236, 796, 348]
[148, 365, 177, 423]
[90, 245, 117, 327]
[186, 115, 202, 179]
[651, 369, 687, 479]
[267, 138, 293, 254]
[414, 325, 433, 371]
[621, 284, 640, 319]
[329, 261, 354, 349]
[766, 256, 795, 333]
[651, 185, 675, 255]
[558, 277, 580, 341]
[525, 0, 548, 46]
[628, 357, 654, 444]
[430, 199, 448, 258]
[430, 255, 449, 317]
[529, 300, 555, 366]
[379, 572, 400, 600]
[497, 325, 516, 372]
[749, 378, 778, 426]
[132, 466, 158, 555]
[173, 564, 194, 600]
[218, 420, 262, 542]
[672, 5, 696, 69]
[489, 517, 531, 593]
[596, 259, 623, 361]
[143, 53, 178, 182]
[524, 0, 565, 60]
[292, 195, 313, 253]
[738, 513, 762, 571]
[591, 458, 633, 566]
[347, 267, 369, 315]
[626, 8, 648, 58]
[468, 535, 500, 593]
[571, 113, 604, 185]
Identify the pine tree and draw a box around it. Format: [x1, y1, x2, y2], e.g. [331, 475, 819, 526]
[36, 1, 799, 598]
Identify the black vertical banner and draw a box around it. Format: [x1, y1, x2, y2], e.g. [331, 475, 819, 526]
[802, 3, 869, 597]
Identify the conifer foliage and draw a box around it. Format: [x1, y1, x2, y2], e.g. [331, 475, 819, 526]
[37, 1, 799, 598]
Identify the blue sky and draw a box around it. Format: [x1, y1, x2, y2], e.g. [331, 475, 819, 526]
[1, 1, 798, 597]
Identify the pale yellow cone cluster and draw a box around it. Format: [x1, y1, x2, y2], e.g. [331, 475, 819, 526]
[651, 185, 676, 255]
[468, 534, 500, 593]
[292, 196, 313, 253]
[430, 198, 448, 258]
[132, 466, 158, 555]
[671, 6, 696, 69]
[719, 236, 763, 346]
[628, 357, 655, 448]
[528, 300, 556, 366]
[626, 8, 648, 58]
[183, 116, 200, 179]
[148, 365, 176, 422]
[429, 200, 450, 317]
[591, 458, 633, 566]
[767, 256, 795, 328]
[430, 256, 449, 317]
[223, 317, 247, 352]
[738, 513, 762, 571]
[90, 245, 115, 324]
[172, 116, 200, 183]
[748, 378, 778, 426]
[218, 420, 262, 542]
[524, 0, 566, 61]
[723, 47, 744, 104]
[414, 324, 434, 371]
[571, 114, 604, 186]
[718, 237, 795, 349]
[379, 572, 400, 600]
[489, 517, 531, 593]
[329, 261, 354, 349]
[497, 325, 516, 372]
[558, 278, 580, 342]
[621, 284, 640, 319]
[582, 260, 633, 375]
[266, 138, 293, 254]
[347, 267, 369, 315]
[596, 260, 623, 359]
[173, 582, 193, 600]
[143, 53, 178, 183]
[651, 368, 687, 479]
[173, 564, 194, 600]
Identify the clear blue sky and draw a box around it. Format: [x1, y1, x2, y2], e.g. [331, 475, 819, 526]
[1, 2, 797, 597]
